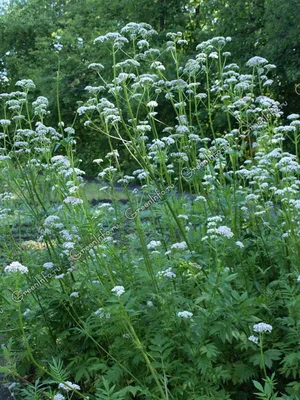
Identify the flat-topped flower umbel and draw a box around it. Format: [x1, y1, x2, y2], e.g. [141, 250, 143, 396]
[4, 261, 28, 274]
[253, 322, 273, 333]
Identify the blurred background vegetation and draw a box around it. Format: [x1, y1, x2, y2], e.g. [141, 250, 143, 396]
[0, 0, 299, 176]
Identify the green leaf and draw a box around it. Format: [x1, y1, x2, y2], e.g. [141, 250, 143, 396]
[264, 349, 282, 368]
[253, 380, 264, 392]
[48, 357, 70, 383]
[200, 343, 219, 360]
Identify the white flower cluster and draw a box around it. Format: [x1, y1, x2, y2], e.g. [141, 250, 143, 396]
[63, 196, 84, 206]
[0, 119, 11, 126]
[147, 101, 158, 108]
[202, 216, 234, 241]
[53, 394, 65, 400]
[4, 261, 28, 274]
[216, 226, 234, 238]
[171, 241, 187, 250]
[177, 311, 193, 319]
[248, 335, 259, 344]
[58, 381, 81, 392]
[98, 166, 118, 178]
[43, 215, 64, 232]
[246, 56, 268, 68]
[43, 262, 54, 269]
[111, 285, 125, 296]
[32, 96, 49, 116]
[147, 240, 161, 250]
[253, 322, 273, 333]
[157, 268, 176, 279]
[15, 79, 36, 90]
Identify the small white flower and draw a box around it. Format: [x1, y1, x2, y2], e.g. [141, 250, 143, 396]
[248, 335, 259, 344]
[70, 292, 79, 297]
[15, 79, 36, 90]
[207, 216, 223, 223]
[93, 158, 104, 164]
[246, 56, 268, 68]
[287, 114, 299, 120]
[8, 383, 17, 390]
[111, 285, 125, 296]
[4, 261, 28, 274]
[123, 333, 131, 339]
[177, 214, 189, 220]
[53, 394, 65, 400]
[157, 267, 176, 279]
[253, 322, 273, 333]
[58, 381, 81, 392]
[88, 63, 104, 70]
[147, 240, 161, 250]
[236, 241, 244, 248]
[171, 241, 187, 250]
[95, 308, 105, 318]
[195, 196, 207, 203]
[164, 269, 176, 278]
[147, 300, 153, 307]
[297, 275, 300, 282]
[216, 226, 234, 238]
[43, 262, 54, 269]
[105, 149, 119, 159]
[55, 274, 65, 279]
[62, 242, 75, 250]
[209, 52, 218, 59]
[23, 308, 31, 316]
[0, 119, 11, 126]
[63, 197, 83, 206]
[54, 43, 63, 51]
[146, 101, 158, 108]
[177, 311, 193, 319]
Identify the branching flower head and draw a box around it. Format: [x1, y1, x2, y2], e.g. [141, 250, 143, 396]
[15, 79, 36, 90]
[32, 96, 49, 115]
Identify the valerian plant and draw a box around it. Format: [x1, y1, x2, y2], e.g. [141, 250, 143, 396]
[0, 22, 300, 400]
